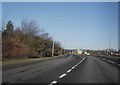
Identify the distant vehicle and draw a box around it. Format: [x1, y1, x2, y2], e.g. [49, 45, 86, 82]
[87, 53, 90, 55]
[84, 51, 90, 55]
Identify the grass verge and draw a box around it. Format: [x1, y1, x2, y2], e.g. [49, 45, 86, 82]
[2, 55, 62, 65]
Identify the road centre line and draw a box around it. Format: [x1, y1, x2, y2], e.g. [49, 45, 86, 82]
[49, 81, 57, 85]
[49, 57, 86, 85]
[71, 57, 86, 69]
[75, 64, 78, 67]
[107, 60, 115, 64]
[67, 69, 72, 73]
[107, 60, 110, 62]
[72, 66, 75, 69]
[67, 57, 86, 74]
[101, 58, 105, 60]
[59, 73, 67, 78]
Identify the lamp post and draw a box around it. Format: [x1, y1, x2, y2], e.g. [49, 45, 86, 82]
[61, 47, 62, 55]
[109, 31, 111, 57]
[57, 17, 62, 55]
[52, 39, 54, 57]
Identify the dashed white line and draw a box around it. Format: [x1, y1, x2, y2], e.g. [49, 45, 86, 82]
[75, 64, 78, 67]
[72, 66, 75, 69]
[67, 69, 72, 73]
[107, 60, 110, 61]
[66, 57, 86, 73]
[82, 57, 86, 61]
[108, 60, 115, 64]
[49, 57, 87, 85]
[78, 61, 81, 64]
[79, 57, 86, 64]
[76, 63, 79, 66]
[49, 81, 57, 85]
[59, 73, 67, 78]
[101, 58, 105, 60]
[101, 58, 116, 64]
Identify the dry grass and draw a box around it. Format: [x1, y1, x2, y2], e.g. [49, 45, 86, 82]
[2, 55, 62, 65]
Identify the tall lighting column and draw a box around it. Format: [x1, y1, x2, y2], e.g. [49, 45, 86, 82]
[52, 40, 54, 57]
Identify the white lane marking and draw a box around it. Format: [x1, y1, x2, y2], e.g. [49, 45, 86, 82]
[49, 57, 87, 85]
[101, 58, 105, 60]
[66, 57, 86, 73]
[59, 73, 67, 78]
[78, 57, 86, 64]
[76, 63, 79, 66]
[108, 60, 115, 64]
[67, 69, 72, 73]
[72, 66, 75, 69]
[100, 58, 115, 64]
[100, 57, 118, 65]
[75, 64, 78, 67]
[49, 81, 57, 85]
[106, 60, 115, 64]
[78, 61, 81, 64]
[82, 57, 86, 61]
[71, 57, 86, 70]
[80, 57, 86, 62]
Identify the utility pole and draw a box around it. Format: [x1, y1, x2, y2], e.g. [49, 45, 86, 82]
[64, 49, 65, 54]
[61, 47, 62, 55]
[97, 44, 99, 55]
[52, 40, 54, 57]
[109, 31, 111, 57]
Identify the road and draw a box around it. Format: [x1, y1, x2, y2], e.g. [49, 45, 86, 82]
[57, 56, 119, 83]
[2, 54, 119, 84]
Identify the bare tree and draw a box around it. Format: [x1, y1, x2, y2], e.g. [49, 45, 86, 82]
[21, 18, 39, 36]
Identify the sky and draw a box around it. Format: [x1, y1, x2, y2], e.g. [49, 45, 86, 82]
[1, 0, 120, 2]
[2, 2, 118, 50]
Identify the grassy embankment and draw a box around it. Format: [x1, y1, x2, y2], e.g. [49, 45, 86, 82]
[2, 56, 61, 65]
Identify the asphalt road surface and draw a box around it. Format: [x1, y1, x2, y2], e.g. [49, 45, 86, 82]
[57, 56, 119, 83]
[2, 54, 119, 84]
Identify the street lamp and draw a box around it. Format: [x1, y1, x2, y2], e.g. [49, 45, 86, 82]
[109, 30, 111, 57]
[57, 17, 62, 55]
[61, 46, 62, 55]
[52, 39, 54, 57]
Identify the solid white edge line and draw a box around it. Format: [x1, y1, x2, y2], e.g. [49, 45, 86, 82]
[59, 73, 67, 78]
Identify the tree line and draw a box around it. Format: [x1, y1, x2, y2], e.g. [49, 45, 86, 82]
[2, 19, 68, 59]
